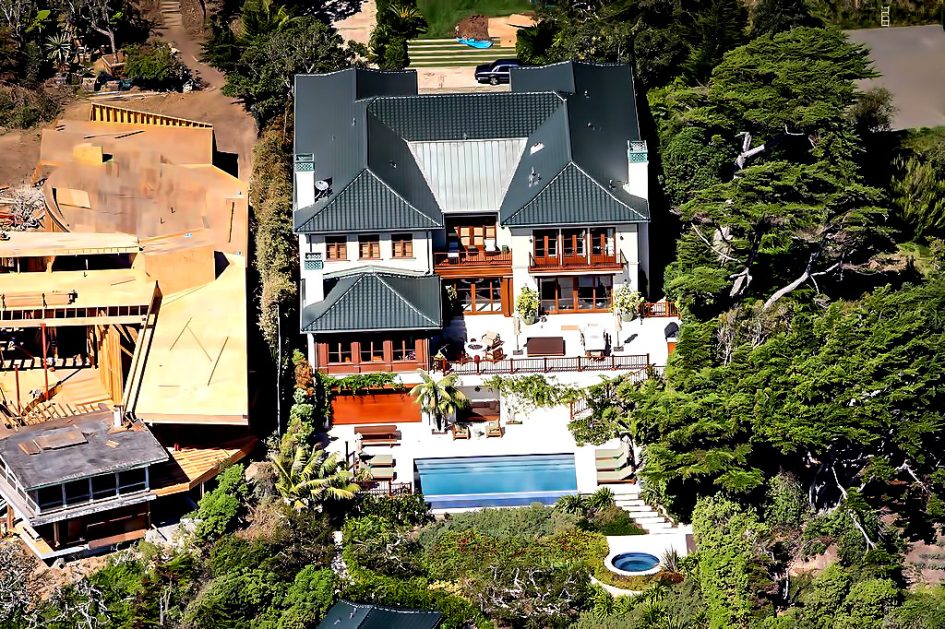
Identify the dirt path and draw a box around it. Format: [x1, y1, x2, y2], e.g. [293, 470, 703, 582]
[150, 0, 257, 180]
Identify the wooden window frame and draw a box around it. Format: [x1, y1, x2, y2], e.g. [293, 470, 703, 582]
[359, 337, 385, 363]
[325, 236, 347, 261]
[327, 341, 353, 364]
[539, 276, 612, 314]
[392, 335, 417, 361]
[392, 233, 414, 259]
[533, 229, 559, 260]
[590, 228, 615, 256]
[358, 235, 381, 260]
[453, 223, 497, 249]
[450, 278, 502, 315]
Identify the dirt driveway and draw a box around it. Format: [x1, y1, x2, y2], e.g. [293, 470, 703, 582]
[847, 25, 945, 130]
[0, 1, 256, 190]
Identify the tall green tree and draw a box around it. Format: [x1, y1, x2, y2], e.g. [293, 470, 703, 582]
[222, 16, 353, 125]
[409, 370, 469, 432]
[270, 443, 360, 511]
[748, 0, 821, 38]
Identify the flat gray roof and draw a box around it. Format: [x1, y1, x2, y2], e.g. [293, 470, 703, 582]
[0, 412, 168, 490]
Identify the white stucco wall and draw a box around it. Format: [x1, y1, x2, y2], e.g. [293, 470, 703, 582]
[298, 230, 433, 307]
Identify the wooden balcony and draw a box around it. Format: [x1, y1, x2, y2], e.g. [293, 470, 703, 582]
[441, 352, 650, 376]
[642, 301, 679, 318]
[529, 251, 626, 273]
[433, 248, 512, 278]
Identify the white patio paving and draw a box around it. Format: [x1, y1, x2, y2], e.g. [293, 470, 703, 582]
[326, 401, 601, 497]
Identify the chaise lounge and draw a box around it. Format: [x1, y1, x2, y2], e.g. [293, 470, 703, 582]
[451, 423, 470, 440]
[596, 466, 636, 484]
[595, 443, 628, 460]
[486, 419, 504, 438]
[595, 452, 630, 471]
[355, 424, 401, 446]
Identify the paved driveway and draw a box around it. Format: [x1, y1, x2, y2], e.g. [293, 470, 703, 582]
[847, 25, 945, 130]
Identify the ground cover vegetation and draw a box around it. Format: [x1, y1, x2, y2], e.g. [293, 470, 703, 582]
[416, 0, 531, 38]
[10, 2, 945, 628]
[529, 1, 945, 624]
[0, 0, 152, 127]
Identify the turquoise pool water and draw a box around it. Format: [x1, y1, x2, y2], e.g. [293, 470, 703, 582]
[415, 454, 578, 509]
[611, 552, 660, 573]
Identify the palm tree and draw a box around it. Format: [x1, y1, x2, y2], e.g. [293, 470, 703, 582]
[45, 33, 73, 73]
[554, 493, 586, 515]
[585, 486, 615, 511]
[269, 443, 360, 511]
[409, 369, 469, 432]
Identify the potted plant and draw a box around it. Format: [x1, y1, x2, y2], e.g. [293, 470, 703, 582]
[444, 284, 459, 315]
[516, 287, 540, 325]
[612, 284, 643, 322]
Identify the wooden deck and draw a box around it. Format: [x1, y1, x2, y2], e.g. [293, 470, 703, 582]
[150, 436, 256, 496]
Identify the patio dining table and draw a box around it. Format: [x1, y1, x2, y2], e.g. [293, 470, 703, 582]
[525, 336, 566, 357]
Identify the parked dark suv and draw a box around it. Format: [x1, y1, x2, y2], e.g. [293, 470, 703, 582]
[474, 59, 520, 85]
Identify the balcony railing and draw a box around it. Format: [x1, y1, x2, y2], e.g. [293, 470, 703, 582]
[642, 301, 679, 318]
[433, 249, 512, 268]
[441, 352, 650, 375]
[529, 251, 626, 272]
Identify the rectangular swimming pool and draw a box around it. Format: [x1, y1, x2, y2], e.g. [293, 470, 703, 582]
[415, 453, 578, 509]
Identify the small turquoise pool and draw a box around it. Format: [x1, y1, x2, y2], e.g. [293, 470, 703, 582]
[415, 454, 578, 509]
[611, 552, 660, 573]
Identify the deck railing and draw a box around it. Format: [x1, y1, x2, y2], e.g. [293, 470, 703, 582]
[360, 481, 414, 497]
[443, 353, 650, 375]
[529, 251, 626, 271]
[642, 301, 679, 318]
[433, 249, 512, 267]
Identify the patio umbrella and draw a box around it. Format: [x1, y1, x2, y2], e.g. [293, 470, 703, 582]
[513, 313, 521, 353]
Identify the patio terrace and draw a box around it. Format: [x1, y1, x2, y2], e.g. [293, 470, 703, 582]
[440, 310, 678, 383]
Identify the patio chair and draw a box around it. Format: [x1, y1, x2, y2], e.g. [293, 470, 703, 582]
[451, 423, 470, 440]
[368, 466, 396, 481]
[596, 451, 629, 471]
[596, 466, 636, 484]
[361, 453, 394, 467]
[481, 331, 500, 349]
[485, 419, 504, 438]
[595, 443, 628, 460]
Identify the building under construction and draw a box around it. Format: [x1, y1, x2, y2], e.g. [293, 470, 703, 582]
[0, 104, 254, 558]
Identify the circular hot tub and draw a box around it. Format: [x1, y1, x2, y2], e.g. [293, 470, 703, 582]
[607, 551, 661, 576]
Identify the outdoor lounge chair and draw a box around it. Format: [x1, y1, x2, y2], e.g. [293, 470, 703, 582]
[595, 443, 628, 460]
[596, 452, 629, 471]
[451, 424, 470, 440]
[361, 453, 394, 467]
[485, 420, 503, 438]
[596, 466, 636, 484]
[368, 466, 396, 481]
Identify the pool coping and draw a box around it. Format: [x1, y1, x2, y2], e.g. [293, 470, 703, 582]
[604, 551, 663, 577]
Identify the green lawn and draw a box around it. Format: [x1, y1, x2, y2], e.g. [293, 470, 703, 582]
[417, 0, 534, 38]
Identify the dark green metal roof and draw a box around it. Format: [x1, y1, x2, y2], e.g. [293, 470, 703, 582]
[301, 270, 442, 333]
[296, 170, 441, 233]
[367, 92, 564, 141]
[294, 63, 648, 234]
[319, 601, 442, 629]
[504, 163, 648, 226]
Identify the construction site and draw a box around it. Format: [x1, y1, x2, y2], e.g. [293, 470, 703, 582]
[0, 103, 254, 559]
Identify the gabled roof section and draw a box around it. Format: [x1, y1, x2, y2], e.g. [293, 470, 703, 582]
[499, 61, 648, 226]
[367, 91, 563, 141]
[294, 63, 649, 233]
[504, 163, 648, 226]
[295, 170, 441, 233]
[320, 600, 443, 629]
[302, 270, 442, 333]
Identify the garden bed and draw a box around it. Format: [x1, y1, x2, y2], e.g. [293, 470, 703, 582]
[417, 0, 534, 38]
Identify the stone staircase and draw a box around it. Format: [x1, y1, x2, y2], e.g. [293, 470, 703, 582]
[604, 484, 678, 534]
[160, 0, 182, 28]
[408, 38, 516, 68]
